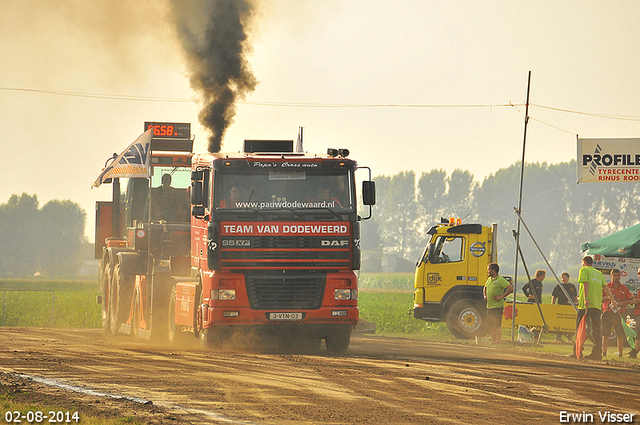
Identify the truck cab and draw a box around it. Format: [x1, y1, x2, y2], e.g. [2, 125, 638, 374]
[178, 140, 376, 352]
[413, 220, 496, 338]
[413, 219, 578, 339]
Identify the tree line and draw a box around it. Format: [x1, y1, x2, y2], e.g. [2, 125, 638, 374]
[0, 194, 87, 277]
[3, 161, 636, 279]
[362, 160, 640, 276]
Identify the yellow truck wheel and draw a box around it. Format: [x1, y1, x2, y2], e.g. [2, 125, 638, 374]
[446, 299, 487, 339]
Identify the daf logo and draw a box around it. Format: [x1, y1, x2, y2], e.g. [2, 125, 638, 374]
[321, 240, 349, 247]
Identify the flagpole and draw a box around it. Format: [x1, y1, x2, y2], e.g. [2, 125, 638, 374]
[511, 71, 531, 344]
[296, 126, 304, 152]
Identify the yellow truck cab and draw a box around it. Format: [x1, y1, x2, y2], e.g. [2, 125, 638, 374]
[413, 219, 577, 339]
[413, 220, 496, 338]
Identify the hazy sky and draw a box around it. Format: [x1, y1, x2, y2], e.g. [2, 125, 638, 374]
[2, 0, 640, 242]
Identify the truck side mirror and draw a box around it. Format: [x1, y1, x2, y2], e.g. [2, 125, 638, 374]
[356, 167, 375, 220]
[191, 181, 203, 205]
[190, 168, 209, 217]
[192, 205, 206, 217]
[362, 181, 376, 206]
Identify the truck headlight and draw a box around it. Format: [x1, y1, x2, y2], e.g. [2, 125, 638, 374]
[334, 289, 352, 300]
[218, 289, 236, 300]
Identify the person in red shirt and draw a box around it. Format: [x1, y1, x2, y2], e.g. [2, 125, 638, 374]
[628, 268, 640, 358]
[220, 186, 242, 208]
[601, 269, 634, 358]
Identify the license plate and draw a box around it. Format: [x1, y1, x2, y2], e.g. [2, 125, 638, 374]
[269, 312, 303, 321]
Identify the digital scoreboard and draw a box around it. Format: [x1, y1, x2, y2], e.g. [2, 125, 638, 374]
[144, 122, 191, 140]
[144, 122, 192, 152]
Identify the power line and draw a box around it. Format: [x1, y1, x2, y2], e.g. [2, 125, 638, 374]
[531, 103, 640, 121]
[522, 182, 573, 200]
[243, 100, 521, 108]
[529, 117, 576, 135]
[4, 86, 640, 123]
[0, 86, 520, 108]
[0, 86, 192, 102]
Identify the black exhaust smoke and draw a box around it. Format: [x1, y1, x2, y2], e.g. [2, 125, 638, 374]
[168, 0, 258, 152]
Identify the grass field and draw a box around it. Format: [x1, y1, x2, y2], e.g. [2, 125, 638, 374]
[0, 274, 447, 337]
[0, 279, 101, 328]
[0, 274, 579, 340]
[358, 273, 451, 338]
[0, 275, 631, 358]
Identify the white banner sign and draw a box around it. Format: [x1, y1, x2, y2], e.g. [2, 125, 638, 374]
[91, 129, 152, 188]
[591, 254, 640, 293]
[577, 138, 640, 183]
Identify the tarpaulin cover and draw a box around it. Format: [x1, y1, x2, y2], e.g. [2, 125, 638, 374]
[581, 223, 640, 257]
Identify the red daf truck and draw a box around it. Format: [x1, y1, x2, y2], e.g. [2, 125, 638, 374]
[96, 123, 375, 353]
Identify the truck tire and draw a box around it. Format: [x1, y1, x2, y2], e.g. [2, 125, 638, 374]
[100, 258, 113, 333]
[446, 299, 486, 339]
[325, 326, 351, 354]
[195, 288, 223, 350]
[199, 326, 224, 350]
[168, 286, 190, 346]
[109, 261, 134, 335]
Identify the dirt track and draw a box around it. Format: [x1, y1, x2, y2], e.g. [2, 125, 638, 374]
[0, 328, 639, 424]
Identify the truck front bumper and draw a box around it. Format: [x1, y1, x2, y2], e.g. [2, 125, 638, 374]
[202, 305, 359, 328]
[413, 302, 443, 321]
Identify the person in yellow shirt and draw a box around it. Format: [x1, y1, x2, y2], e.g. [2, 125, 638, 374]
[483, 262, 513, 344]
[576, 256, 617, 360]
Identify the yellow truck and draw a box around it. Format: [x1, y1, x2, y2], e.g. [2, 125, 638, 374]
[412, 219, 576, 338]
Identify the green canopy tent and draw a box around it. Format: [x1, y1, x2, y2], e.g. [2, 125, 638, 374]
[581, 223, 640, 257]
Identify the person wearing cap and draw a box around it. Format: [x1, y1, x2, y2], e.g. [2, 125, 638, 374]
[601, 269, 634, 358]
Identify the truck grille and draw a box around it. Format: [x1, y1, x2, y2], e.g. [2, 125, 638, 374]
[245, 271, 325, 310]
[251, 236, 313, 248]
[220, 236, 350, 269]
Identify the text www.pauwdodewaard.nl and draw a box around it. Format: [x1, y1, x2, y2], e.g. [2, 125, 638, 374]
[234, 201, 336, 208]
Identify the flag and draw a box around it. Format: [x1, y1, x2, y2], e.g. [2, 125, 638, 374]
[575, 314, 587, 359]
[620, 315, 637, 349]
[91, 128, 153, 188]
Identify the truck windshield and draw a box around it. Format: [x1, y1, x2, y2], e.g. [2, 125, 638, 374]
[149, 165, 191, 223]
[214, 170, 354, 211]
